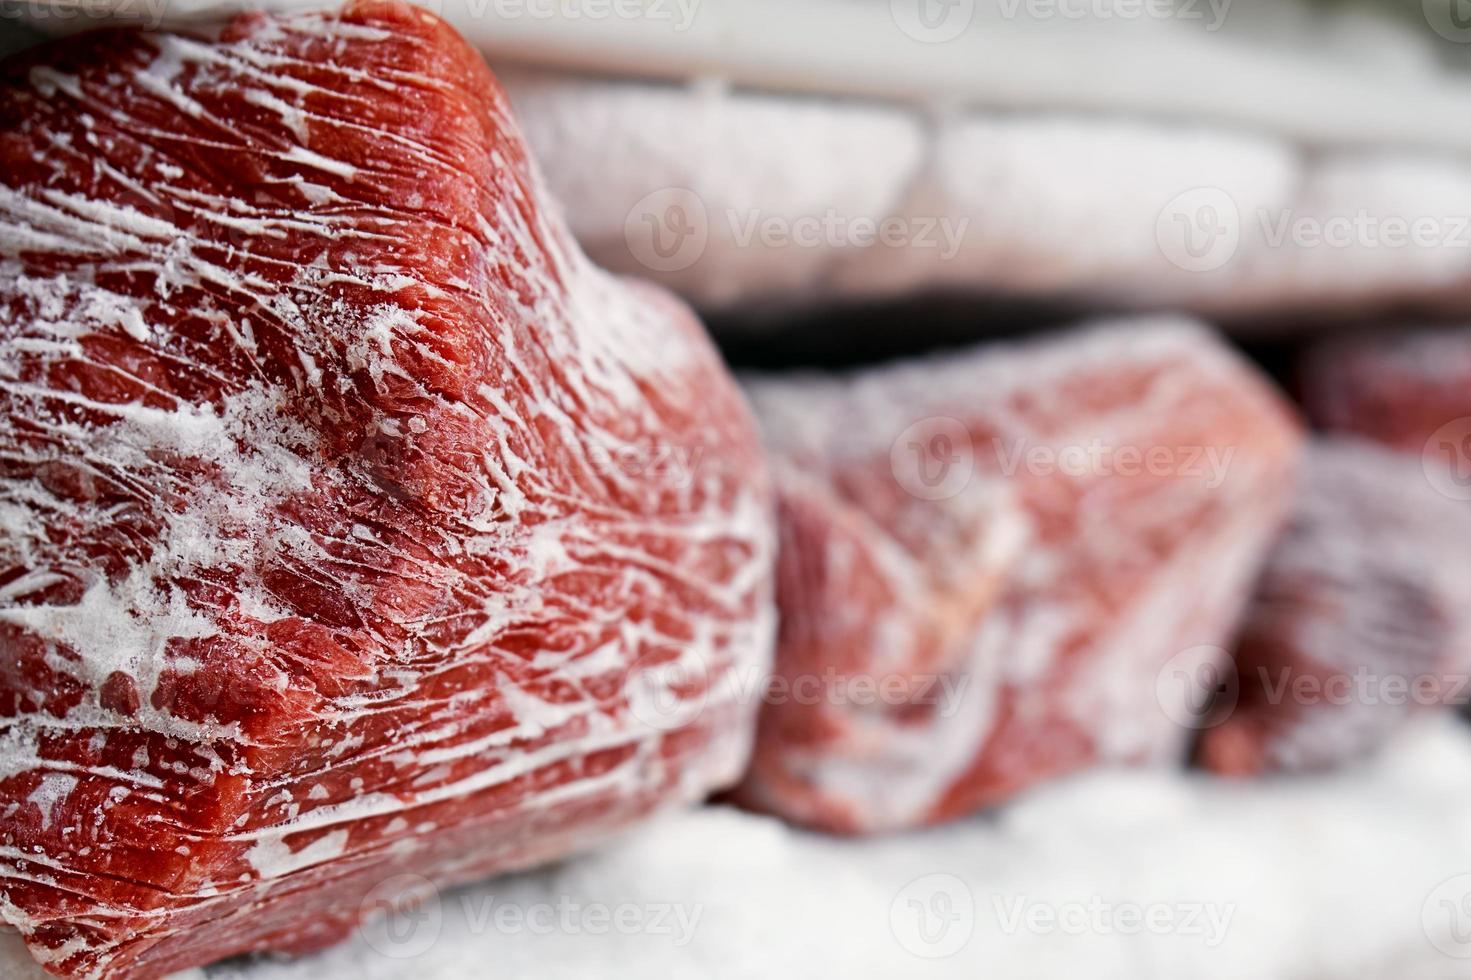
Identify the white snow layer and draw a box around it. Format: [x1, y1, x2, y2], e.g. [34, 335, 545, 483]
[501, 66, 1471, 320]
[6, 714, 1469, 979]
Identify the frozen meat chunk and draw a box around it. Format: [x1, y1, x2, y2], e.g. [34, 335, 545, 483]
[735, 319, 1300, 833]
[0, 5, 774, 976]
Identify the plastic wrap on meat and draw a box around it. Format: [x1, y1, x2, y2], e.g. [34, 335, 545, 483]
[733, 319, 1301, 833]
[1198, 440, 1471, 776]
[0, 5, 775, 977]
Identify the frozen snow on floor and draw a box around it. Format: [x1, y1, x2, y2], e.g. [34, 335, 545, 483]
[8, 716, 1471, 979]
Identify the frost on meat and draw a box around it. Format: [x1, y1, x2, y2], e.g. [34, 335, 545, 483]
[1198, 440, 1471, 776]
[734, 319, 1301, 833]
[1301, 327, 1471, 456]
[0, 4, 774, 977]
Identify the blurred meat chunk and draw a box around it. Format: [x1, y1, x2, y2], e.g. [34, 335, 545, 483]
[0, 5, 773, 977]
[735, 319, 1301, 833]
[1303, 327, 1471, 460]
[1199, 440, 1471, 776]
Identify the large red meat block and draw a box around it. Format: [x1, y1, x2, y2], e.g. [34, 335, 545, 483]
[733, 319, 1301, 834]
[1198, 440, 1471, 776]
[0, 5, 774, 977]
[1301, 327, 1471, 459]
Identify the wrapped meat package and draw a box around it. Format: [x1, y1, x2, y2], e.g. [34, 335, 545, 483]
[1199, 440, 1471, 775]
[0, 4, 774, 977]
[734, 319, 1302, 833]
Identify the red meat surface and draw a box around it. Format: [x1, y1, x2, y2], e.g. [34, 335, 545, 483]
[1302, 327, 1471, 455]
[1199, 440, 1471, 776]
[0, 5, 774, 977]
[733, 320, 1301, 833]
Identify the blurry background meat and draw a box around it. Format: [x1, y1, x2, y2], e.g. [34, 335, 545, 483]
[736, 318, 1300, 832]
